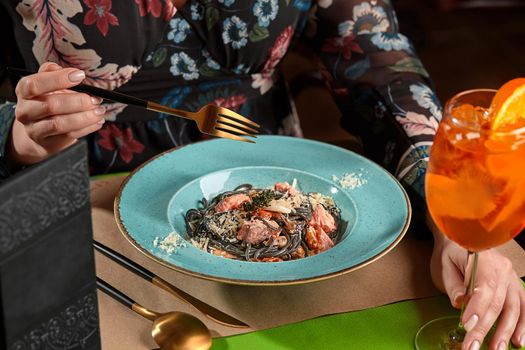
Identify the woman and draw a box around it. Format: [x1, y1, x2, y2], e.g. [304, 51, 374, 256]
[0, 1, 523, 348]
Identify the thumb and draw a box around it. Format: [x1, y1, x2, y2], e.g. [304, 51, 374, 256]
[39, 61, 63, 72]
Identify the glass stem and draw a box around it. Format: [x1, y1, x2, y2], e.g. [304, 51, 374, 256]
[448, 251, 479, 345]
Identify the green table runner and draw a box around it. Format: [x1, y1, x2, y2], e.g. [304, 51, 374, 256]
[212, 294, 525, 350]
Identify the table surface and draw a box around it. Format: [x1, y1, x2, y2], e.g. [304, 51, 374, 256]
[91, 173, 525, 350]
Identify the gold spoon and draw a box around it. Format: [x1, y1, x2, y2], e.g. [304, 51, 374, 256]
[97, 277, 212, 350]
[94, 240, 248, 328]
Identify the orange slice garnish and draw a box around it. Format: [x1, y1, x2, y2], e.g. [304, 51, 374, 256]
[426, 173, 498, 220]
[491, 78, 525, 130]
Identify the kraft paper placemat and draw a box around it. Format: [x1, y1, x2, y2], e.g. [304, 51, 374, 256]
[91, 176, 525, 350]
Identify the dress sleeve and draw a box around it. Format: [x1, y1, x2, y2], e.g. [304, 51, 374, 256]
[0, 102, 16, 179]
[312, 0, 442, 221]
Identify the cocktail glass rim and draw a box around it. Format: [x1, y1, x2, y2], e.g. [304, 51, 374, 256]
[446, 88, 525, 137]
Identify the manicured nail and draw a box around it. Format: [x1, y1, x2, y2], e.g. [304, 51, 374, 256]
[453, 292, 463, 306]
[469, 340, 480, 350]
[94, 107, 106, 115]
[496, 341, 506, 350]
[46, 62, 61, 69]
[97, 118, 106, 125]
[68, 70, 85, 82]
[464, 314, 479, 332]
[91, 96, 103, 104]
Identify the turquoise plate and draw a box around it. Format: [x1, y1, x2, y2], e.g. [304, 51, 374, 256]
[115, 136, 411, 285]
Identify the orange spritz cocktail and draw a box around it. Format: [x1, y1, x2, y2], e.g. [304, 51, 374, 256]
[426, 87, 525, 252]
[417, 82, 525, 349]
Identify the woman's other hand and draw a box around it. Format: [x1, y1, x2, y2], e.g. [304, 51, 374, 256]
[8, 62, 106, 165]
[428, 212, 525, 350]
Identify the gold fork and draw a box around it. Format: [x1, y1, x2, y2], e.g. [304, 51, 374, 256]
[8, 67, 259, 143]
[147, 102, 258, 143]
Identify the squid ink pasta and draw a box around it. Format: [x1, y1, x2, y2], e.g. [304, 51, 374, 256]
[184, 181, 342, 262]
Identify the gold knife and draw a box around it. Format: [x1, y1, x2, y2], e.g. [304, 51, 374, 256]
[94, 240, 249, 328]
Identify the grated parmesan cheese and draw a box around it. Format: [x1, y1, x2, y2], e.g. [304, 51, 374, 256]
[209, 211, 244, 242]
[332, 171, 367, 189]
[308, 192, 336, 209]
[191, 237, 210, 251]
[154, 232, 187, 254]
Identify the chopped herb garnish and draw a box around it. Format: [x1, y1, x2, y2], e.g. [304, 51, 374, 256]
[243, 190, 274, 211]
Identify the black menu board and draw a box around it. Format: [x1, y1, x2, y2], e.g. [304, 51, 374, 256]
[0, 141, 101, 349]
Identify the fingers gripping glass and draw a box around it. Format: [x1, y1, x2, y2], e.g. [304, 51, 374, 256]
[415, 89, 525, 349]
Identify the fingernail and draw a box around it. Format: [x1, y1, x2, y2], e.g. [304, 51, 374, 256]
[68, 70, 85, 82]
[497, 341, 506, 350]
[453, 292, 463, 306]
[94, 107, 106, 116]
[45, 62, 61, 69]
[97, 119, 105, 125]
[91, 96, 102, 104]
[469, 340, 480, 350]
[464, 314, 479, 332]
[520, 334, 525, 347]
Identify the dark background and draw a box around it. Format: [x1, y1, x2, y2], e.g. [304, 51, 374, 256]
[395, 0, 525, 100]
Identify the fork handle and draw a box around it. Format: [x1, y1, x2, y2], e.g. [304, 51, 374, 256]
[146, 101, 192, 120]
[7, 67, 148, 109]
[71, 84, 148, 108]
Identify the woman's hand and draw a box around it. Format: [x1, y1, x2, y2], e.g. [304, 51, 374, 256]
[428, 212, 525, 350]
[8, 62, 106, 165]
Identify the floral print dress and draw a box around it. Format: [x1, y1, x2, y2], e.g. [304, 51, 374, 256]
[0, 0, 442, 219]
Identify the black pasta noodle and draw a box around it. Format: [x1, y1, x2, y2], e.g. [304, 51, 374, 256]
[184, 183, 342, 261]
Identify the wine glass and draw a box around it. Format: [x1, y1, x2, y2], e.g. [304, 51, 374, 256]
[415, 89, 525, 349]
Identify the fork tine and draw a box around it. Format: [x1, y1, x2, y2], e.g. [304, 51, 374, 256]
[216, 107, 260, 128]
[215, 123, 257, 138]
[212, 129, 256, 143]
[217, 117, 259, 134]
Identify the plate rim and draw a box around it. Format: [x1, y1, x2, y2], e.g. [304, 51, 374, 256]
[114, 136, 412, 286]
